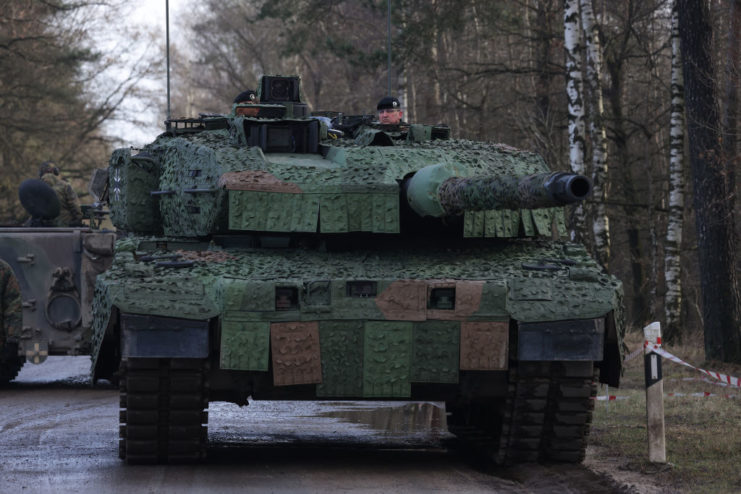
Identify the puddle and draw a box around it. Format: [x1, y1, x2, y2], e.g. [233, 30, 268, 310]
[208, 400, 453, 448]
[316, 401, 448, 434]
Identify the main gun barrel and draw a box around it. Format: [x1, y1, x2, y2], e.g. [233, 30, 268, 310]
[439, 172, 591, 215]
[405, 164, 592, 218]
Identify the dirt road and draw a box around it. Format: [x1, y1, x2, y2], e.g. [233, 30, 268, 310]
[0, 357, 634, 494]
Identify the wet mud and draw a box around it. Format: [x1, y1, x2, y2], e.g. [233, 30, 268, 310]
[0, 357, 635, 493]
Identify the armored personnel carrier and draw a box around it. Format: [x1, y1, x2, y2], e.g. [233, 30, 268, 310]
[0, 176, 115, 384]
[4, 74, 624, 465]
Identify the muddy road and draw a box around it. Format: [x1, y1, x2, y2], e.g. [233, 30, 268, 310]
[0, 358, 634, 494]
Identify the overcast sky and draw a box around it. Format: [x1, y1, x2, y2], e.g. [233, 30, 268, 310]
[110, 1, 182, 147]
[131, 0, 167, 26]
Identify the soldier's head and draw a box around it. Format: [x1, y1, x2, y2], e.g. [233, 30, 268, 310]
[232, 90, 259, 117]
[377, 96, 403, 125]
[39, 161, 59, 177]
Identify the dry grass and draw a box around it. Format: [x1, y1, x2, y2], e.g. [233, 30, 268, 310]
[589, 331, 741, 493]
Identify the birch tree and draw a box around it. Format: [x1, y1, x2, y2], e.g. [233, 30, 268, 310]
[580, 0, 609, 267]
[563, 0, 587, 237]
[663, 1, 685, 343]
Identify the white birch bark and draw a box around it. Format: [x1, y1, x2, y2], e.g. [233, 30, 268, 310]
[580, 0, 610, 267]
[664, 2, 685, 339]
[564, 0, 586, 237]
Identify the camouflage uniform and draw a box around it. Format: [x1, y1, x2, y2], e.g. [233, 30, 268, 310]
[0, 259, 22, 348]
[41, 172, 84, 227]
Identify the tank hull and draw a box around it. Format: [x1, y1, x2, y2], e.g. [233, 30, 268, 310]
[96, 236, 623, 464]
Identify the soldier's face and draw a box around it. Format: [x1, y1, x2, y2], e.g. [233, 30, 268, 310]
[378, 108, 402, 124]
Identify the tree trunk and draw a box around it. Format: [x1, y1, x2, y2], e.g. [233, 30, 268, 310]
[605, 21, 649, 327]
[723, 0, 740, 194]
[531, 0, 559, 168]
[664, 1, 685, 343]
[678, 0, 741, 363]
[563, 0, 587, 239]
[580, 0, 610, 268]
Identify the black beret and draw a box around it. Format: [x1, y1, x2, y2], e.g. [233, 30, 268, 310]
[233, 90, 257, 104]
[377, 96, 400, 110]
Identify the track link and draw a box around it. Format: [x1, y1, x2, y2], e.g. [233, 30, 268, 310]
[448, 361, 597, 465]
[119, 358, 209, 464]
[540, 362, 598, 463]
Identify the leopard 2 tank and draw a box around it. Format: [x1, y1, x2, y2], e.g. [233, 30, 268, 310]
[92, 74, 625, 464]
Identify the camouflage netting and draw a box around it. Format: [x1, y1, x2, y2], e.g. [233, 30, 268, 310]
[111, 126, 573, 238]
[97, 237, 620, 326]
[152, 132, 263, 236]
[108, 148, 161, 233]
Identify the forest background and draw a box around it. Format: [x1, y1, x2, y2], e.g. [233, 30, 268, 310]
[1, 0, 739, 356]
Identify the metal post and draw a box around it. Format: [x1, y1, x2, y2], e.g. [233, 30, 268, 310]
[166, 0, 171, 121]
[387, 0, 391, 96]
[643, 321, 666, 463]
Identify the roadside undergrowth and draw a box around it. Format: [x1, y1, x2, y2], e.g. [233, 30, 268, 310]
[588, 331, 741, 493]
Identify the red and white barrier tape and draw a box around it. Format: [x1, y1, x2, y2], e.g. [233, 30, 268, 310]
[594, 392, 738, 401]
[645, 342, 741, 388]
[668, 376, 736, 388]
[666, 392, 737, 398]
[623, 346, 644, 364]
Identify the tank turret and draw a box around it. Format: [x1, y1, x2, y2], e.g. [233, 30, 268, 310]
[404, 163, 591, 218]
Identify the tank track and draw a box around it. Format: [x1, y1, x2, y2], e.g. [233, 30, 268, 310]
[0, 342, 25, 386]
[119, 358, 209, 464]
[448, 361, 597, 465]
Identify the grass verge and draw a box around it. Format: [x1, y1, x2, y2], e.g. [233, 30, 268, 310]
[588, 331, 741, 493]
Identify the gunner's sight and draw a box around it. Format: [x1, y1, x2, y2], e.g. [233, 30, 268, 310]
[260, 76, 301, 103]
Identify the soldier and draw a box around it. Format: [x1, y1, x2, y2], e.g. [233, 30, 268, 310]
[0, 259, 21, 351]
[377, 96, 404, 125]
[39, 161, 83, 227]
[232, 89, 259, 117]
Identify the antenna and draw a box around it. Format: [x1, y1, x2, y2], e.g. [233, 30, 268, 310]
[166, 0, 171, 121]
[387, 0, 391, 96]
